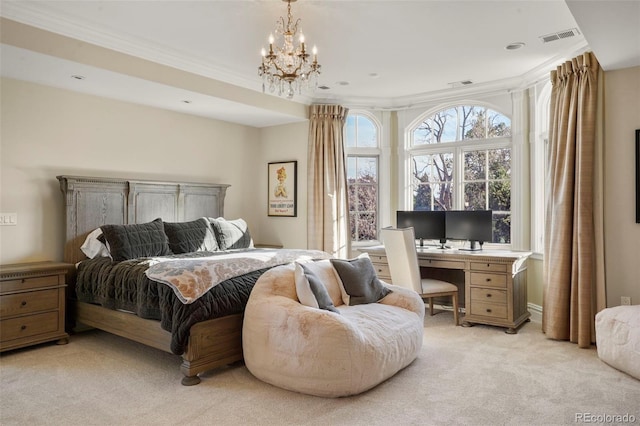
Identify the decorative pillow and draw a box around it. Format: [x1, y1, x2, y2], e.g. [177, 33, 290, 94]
[209, 217, 254, 250]
[330, 253, 392, 306]
[100, 218, 172, 261]
[80, 228, 110, 258]
[294, 263, 339, 313]
[163, 218, 218, 254]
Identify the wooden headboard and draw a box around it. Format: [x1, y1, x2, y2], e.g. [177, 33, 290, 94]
[57, 175, 230, 264]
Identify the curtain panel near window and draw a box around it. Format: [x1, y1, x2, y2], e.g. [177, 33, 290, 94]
[543, 51, 605, 348]
[307, 104, 350, 258]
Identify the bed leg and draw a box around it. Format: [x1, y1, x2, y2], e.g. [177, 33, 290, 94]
[181, 374, 201, 386]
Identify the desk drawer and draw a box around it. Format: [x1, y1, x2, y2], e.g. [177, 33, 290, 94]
[0, 311, 60, 341]
[470, 301, 507, 319]
[470, 272, 507, 288]
[0, 289, 59, 317]
[419, 259, 465, 270]
[470, 287, 507, 304]
[470, 262, 507, 273]
[372, 263, 391, 279]
[368, 254, 388, 264]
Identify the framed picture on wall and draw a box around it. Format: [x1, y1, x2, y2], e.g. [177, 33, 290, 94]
[268, 161, 297, 217]
[636, 129, 639, 223]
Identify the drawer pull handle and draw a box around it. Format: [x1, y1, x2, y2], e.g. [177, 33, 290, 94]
[487, 263, 490, 267]
[21, 325, 27, 330]
[486, 309, 492, 313]
[377, 269, 382, 272]
[486, 278, 492, 282]
[486, 294, 492, 298]
[21, 301, 27, 306]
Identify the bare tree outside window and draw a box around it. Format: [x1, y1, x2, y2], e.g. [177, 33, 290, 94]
[410, 106, 512, 243]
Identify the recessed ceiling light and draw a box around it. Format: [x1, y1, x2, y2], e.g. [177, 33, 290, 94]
[336, 81, 349, 86]
[70, 75, 85, 80]
[318, 85, 331, 90]
[182, 100, 192, 104]
[368, 73, 379, 78]
[448, 80, 473, 88]
[505, 42, 526, 51]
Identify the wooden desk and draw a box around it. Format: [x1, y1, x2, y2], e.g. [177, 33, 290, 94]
[359, 246, 532, 334]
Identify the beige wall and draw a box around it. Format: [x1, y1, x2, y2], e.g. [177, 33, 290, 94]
[254, 121, 309, 249]
[0, 77, 261, 264]
[603, 66, 640, 306]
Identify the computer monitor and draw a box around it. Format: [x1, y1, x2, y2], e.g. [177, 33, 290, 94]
[445, 210, 493, 251]
[396, 210, 446, 247]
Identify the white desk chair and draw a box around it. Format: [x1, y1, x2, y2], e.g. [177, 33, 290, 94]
[381, 227, 460, 325]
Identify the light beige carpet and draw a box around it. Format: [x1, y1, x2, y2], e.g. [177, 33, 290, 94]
[1, 312, 638, 426]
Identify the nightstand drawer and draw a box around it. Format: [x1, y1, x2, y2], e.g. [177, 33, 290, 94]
[470, 287, 507, 304]
[0, 289, 60, 317]
[470, 262, 508, 273]
[470, 301, 508, 319]
[0, 275, 60, 293]
[470, 272, 507, 288]
[0, 311, 60, 341]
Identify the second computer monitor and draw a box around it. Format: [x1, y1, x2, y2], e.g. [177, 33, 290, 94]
[445, 210, 493, 250]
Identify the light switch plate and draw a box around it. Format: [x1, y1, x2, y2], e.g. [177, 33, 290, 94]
[0, 213, 18, 226]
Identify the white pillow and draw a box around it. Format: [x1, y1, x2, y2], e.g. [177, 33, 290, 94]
[209, 217, 254, 250]
[80, 228, 110, 259]
[294, 263, 320, 309]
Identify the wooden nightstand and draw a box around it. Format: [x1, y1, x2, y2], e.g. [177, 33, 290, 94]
[0, 261, 71, 352]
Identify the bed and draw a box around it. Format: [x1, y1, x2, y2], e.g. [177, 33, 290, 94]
[58, 175, 326, 385]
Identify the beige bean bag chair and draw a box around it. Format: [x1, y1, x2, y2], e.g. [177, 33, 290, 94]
[595, 305, 640, 380]
[242, 259, 425, 397]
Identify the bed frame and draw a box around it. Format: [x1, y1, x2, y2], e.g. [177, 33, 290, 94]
[58, 175, 242, 385]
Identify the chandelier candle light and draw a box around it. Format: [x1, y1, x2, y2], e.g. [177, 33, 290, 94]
[259, 0, 321, 99]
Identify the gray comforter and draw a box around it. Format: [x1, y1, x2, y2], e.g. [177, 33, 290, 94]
[74, 251, 269, 355]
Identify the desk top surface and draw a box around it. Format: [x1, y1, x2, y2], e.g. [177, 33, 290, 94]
[361, 245, 532, 261]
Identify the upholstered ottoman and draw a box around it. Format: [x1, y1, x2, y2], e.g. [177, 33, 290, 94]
[595, 305, 640, 380]
[242, 260, 425, 397]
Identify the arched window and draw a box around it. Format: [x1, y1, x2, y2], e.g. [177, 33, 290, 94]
[407, 105, 512, 244]
[346, 112, 380, 242]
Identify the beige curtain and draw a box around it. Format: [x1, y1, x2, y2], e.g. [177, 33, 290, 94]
[543, 52, 605, 348]
[307, 104, 350, 258]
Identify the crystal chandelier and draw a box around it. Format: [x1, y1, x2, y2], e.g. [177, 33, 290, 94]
[259, 0, 321, 99]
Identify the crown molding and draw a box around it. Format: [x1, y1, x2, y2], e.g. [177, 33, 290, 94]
[0, 2, 261, 93]
[311, 39, 590, 111]
[1, 1, 591, 112]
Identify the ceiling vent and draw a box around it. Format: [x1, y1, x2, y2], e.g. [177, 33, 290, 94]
[539, 28, 581, 43]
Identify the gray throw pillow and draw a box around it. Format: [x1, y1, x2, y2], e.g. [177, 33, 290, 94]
[163, 218, 218, 254]
[330, 256, 392, 305]
[296, 263, 340, 313]
[100, 218, 172, 261]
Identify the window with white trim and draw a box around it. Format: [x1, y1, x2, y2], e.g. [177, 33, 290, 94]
[345, 113, 380, 242]
[407, 105, 512, 244]
[532, 83, 551, 253]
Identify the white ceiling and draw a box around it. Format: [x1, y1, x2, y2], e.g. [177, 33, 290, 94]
[1, 1, 638, 127]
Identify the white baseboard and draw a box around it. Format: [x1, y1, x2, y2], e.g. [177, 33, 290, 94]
[528, 302, 542, 323]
